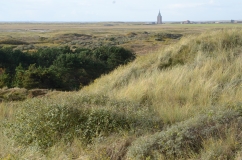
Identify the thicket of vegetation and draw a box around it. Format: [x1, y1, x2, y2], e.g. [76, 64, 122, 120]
[1, 28, 242, 159]
[0, 46, 135, 90]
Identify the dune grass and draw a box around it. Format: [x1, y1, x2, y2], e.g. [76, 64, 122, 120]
[83, 28, 242, 123]
[1, 28, 242, 159]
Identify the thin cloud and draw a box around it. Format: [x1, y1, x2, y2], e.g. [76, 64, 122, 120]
[209, 0, 215, 4]
[167, 0, 217, 10]
[168, 3, 205, 9]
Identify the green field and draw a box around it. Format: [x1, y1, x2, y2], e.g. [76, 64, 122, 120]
[1, 23, 242, 159]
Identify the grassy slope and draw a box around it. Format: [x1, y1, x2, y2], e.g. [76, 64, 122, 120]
[1, 28, 242, 159]
[83, 28, 242, 123]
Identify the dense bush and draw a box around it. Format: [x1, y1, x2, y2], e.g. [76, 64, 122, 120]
[0, 46, 136, 90]
[93, 46, 135, 70]
[0, 48, 33, 73]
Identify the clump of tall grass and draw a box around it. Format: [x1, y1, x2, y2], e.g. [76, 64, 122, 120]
[199, 129, 241, 160]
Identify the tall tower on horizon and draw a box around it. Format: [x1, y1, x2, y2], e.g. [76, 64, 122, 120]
[157, 10, 162, 24]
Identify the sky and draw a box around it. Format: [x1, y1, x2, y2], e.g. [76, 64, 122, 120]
[0, 0, 241, 22]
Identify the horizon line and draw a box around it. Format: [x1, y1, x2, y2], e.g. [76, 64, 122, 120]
[0, 20, 240, 23]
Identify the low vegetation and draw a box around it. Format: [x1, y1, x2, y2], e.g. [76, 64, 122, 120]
[4, 95, 162, 150]
[0, 87, 49, 102]
[1, 27, 242, 159]
[127, 109, 242, 159]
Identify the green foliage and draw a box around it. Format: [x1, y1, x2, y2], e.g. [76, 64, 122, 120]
[3, 49, 33, 70]
[33, 47, 64, 67]
[3, 92, 163, 150]
[93, 46, 136, 70]
[6, 104, 82, 149]
[15, 64, 60, 89]
[78, 109, 130, 143]
[0, 39, 29, 45]
[51, 53, 105, 90]
[0, 72, 10, 88]
[5, 103, 132, 149]
[13, 64, 25, 87]
[75, 94, 163, 131]
[0, 50, 8, 69]
[0, 46, 135, 90]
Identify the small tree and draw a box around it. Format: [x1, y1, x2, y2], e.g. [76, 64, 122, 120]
[0, 68, 10, 88]
[22, 64, 61, 89]
[13, 64, 25, 88]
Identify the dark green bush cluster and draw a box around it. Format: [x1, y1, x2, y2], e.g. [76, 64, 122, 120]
[0, 46, 135, 90]
[127, 109, 242, 159]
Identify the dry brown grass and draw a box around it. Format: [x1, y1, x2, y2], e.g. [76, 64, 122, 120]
[83, 28, 242, 123]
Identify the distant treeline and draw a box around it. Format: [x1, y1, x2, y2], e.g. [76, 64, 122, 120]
[0, 46, 135, 90]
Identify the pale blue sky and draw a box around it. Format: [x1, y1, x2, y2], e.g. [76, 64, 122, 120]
[0, 0, 241, 22]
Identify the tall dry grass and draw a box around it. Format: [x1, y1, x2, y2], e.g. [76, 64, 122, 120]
[82, 28, 242, 123]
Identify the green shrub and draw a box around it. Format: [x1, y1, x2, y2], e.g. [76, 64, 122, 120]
[7, 104, 81, 149]
[5, 103, 133, 149]
[20, 64, 61, 89]
[127, 109, 242, 159]
[4, 93, 164, 150]
[0, 39, 28, 45]
[0, 72, 10, 88]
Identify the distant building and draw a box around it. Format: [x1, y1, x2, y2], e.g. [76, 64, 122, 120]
[157, 10, 162, 24]
[231, 20, 242, 23]
[145, 22, 156, 25]
[181, 20, 191, 24]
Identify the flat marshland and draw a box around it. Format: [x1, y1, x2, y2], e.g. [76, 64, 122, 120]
[1, 23, 242, 159]
[0, 23, 240, 54]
